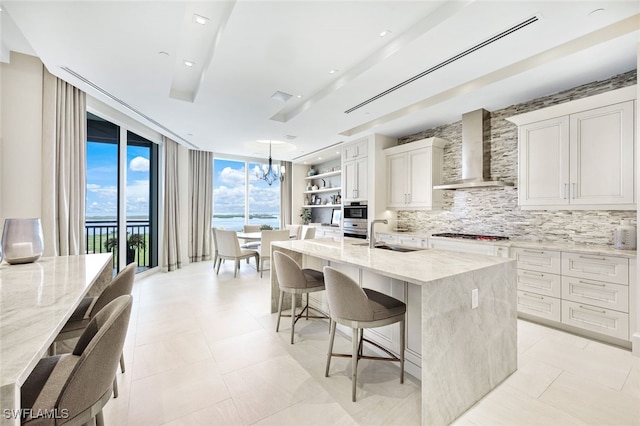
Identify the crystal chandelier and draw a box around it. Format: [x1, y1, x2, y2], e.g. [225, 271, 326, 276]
[256, 141, 285, 185]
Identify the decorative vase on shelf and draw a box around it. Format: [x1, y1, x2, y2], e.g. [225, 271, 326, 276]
[307, 167, 316, 177]
[1, 218, 45, 264]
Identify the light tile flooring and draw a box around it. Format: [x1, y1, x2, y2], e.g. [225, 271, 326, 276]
[103, 260, 640, 425]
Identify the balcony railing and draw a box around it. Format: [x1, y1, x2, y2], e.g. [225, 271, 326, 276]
[85, 220, 150, 269]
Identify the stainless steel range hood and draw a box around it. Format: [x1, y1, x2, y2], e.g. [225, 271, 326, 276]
[433, 109, 513, 190]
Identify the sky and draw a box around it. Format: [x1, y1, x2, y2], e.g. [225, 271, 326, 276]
[213, 158, 281, 215]
[86, 141, 150, 219]
[86, 146, 281, 219]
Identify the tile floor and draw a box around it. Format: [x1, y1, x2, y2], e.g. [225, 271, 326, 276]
[103, 260, 640, 425]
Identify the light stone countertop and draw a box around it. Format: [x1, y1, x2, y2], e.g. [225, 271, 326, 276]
[380, 232, 637, 259]
[272, 237, 514, 285]
[0, 254, 113, 392]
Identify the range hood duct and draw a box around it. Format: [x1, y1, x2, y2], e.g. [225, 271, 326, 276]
[433, 109, 513, 190]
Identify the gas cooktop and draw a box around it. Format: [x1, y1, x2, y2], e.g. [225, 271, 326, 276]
[431, 233, 509, 241]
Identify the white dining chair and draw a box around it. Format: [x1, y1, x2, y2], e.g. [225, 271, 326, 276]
[215, 229, 260, 278]
[253, 229, 290, 278]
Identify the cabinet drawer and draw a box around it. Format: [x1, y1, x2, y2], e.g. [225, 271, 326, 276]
[398, 236, 428, 248]
[514, 248, 561, 274]
[377, 233, 398, 244]
[517, 291, 561, 322]
[561, 300, 629, 340]
[561, 253, 628, 285]
[516, 270, 561, 298]
[561, 276, 628, 313]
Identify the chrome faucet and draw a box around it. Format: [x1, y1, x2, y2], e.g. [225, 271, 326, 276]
[369, 219, 388, 248]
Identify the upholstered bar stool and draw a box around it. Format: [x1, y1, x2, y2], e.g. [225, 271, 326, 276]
[273, 251, 330, 344]
[322, 266, 406, 402]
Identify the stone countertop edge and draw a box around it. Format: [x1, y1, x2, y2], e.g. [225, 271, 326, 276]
[382, 232, 637, 258]
[272, 238, 515, 286]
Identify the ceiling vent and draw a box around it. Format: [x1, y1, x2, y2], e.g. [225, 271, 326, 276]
[271, 91, 293, 102]
[344, 15, 539, 114]
[61, 67, 199, 149]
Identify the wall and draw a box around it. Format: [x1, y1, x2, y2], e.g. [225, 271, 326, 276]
[0, 52, 43, 229]
[397, 69, 637, 245]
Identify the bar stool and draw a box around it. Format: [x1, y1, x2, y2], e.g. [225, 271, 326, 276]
[273, 251, 329, 344]
[322, 266, 406, 402]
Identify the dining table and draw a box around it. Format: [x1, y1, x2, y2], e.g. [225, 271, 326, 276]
[0, 253, 113, 426]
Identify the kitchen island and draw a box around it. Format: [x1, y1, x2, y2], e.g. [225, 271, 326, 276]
[271, 238, 517, 426]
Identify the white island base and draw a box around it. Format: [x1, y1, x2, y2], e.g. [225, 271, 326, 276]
[271, 239, 517, 425]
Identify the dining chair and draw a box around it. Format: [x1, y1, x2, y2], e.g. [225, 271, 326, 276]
[273, 251, 329, 344]
[21, 295, 132, 426]
[50, 262, 136, 398]
[243, 224, 261, 232]
[215, 228, 260, 278]
[212, 226, 224, 268]
[301, 225, 316, 240]
[323, 266, 406, 402]
[253, 229, 290, 278]
[286, 224, 302, 239]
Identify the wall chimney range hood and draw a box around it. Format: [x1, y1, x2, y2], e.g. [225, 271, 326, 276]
[433, 109, 513, 190]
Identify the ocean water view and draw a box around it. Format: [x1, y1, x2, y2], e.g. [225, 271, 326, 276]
[212, 214, 280, 231]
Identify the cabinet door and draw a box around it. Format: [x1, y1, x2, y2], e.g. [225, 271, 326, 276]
[569, 101, 635, 206]
[407, 148, 432, 208]
[518, 116, 570, 206]
[343, 159, 357, 201]
[354, 157, 368, 201]
[343, 140, 368, 160]
[387, 152, 407, 208]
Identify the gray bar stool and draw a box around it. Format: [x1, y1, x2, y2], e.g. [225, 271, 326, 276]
[273, 251, 330, 344]
[322, 265, 406, 402]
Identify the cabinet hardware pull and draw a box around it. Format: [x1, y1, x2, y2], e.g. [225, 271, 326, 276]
[563, 183, 568, 199]
[571, 182, 576, 199]
[578, 280, 606, 287]
[523, 250, 545, 254]
[522, 271, 544, 277]
[578, 255, 606, 261]
[522, 293, 544, 299]
[578, 305, 606, 314]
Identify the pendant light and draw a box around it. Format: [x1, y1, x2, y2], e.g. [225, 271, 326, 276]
[256, 141, 285, 185]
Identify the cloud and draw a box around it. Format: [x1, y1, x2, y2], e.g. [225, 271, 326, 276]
[217, 166, 245, 186]
[130, 156, 149, 172]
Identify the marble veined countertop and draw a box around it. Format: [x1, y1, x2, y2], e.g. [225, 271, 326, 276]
[272, 238, 514, 286]
[0, 254, 112, 392]
[382, 231, 637, 258]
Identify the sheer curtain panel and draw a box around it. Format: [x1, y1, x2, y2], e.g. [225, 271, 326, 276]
[162, 137, 182, 271]
[188, 150, 213, 262]
[41, 67, 86, 256]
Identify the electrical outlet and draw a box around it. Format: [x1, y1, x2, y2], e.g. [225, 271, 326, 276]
[472, 288, 479, 309]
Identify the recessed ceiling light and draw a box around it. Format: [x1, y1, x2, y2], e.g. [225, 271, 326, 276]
[379, 29, 392, 37]
[318, 157, 322, 160]
[158, 51, 170, 57]
[588, 8, 605, 16]
[193, 14, 208, 25]
[296, 94, 303, 98]
[329, 69, 339, 74]
[184, 60, 195, 67]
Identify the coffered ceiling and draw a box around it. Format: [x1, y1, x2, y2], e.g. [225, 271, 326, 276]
[2, 1, 639, 162]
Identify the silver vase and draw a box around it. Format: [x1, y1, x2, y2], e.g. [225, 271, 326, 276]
[1, 218, 45, 264]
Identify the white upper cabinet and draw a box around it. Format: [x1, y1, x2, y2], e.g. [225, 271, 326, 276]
[509, 87, 636, 210]
[342, 140, 368, 160]
[384, 138, 446, 210]
[343, 156, 367, 202]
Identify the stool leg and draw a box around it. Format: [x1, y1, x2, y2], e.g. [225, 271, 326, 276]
[276, 290, 285, 332]
[352, 327, 359, 402]
[325, 320, 337, 377]
[400, 319, 405, 384]
[120, 353, 125, 373]
[113, 376, 118, 398]
[306, 293, 310, 320]
[290, 294, 297, 344]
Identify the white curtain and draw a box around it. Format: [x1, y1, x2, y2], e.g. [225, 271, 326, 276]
[162, 136, 182, 271]
[41, 67, 86, 256]
[280, 160, 292, 228]
[188, 150, 213, 262]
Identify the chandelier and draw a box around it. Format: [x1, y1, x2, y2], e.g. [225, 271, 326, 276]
[256, 141, 285, 185]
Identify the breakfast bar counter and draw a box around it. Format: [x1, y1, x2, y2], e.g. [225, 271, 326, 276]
[271, 238, 517, 426]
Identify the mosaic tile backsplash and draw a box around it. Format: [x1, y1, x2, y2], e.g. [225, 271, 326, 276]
[396, 69, 637, 245]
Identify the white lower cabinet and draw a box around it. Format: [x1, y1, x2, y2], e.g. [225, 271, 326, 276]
[515, 246, 632, 344]
[517, 290, 561, 322]
[561, 300, 629, 340]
